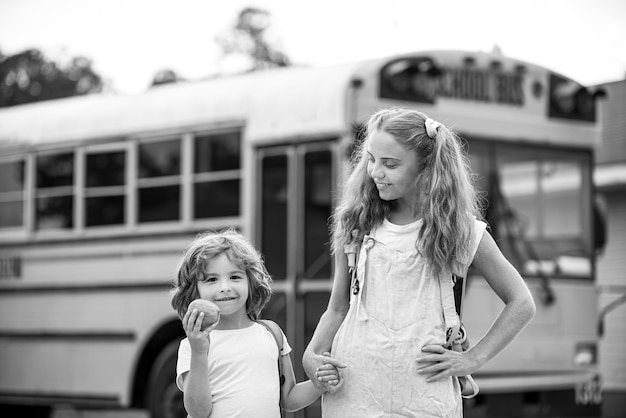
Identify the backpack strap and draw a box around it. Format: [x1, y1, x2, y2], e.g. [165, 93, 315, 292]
[453, 274, 467, 319]
[445, 275, 467, 348]
[257, 319, 285, 387]
[445, 275, 479, 399]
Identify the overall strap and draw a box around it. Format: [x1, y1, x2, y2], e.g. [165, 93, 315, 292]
[344, 229, 363, 295]
[344, 242, 360, 295]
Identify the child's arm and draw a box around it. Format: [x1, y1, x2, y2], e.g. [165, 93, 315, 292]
[181, 309, 216, 418]
[314, 352, 341, 387]
[279, 353, 339, 412]
[183, 350, 213, 417]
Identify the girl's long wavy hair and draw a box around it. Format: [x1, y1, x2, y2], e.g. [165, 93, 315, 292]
[332, 108, 483, 276]
[170, 229, 273, 321]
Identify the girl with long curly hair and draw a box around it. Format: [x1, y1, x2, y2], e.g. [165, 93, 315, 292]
[303, 108, 536, 417]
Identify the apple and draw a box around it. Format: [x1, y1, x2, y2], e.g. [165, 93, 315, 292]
[188, 299, 220, 329]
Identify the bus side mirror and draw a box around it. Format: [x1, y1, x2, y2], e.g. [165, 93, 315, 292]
[594, 195, 607, 256]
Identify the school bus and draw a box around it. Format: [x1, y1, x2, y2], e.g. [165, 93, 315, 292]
[0, 50, 604, 417]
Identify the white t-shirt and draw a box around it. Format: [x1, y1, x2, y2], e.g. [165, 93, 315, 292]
[176, 322, 292, 418]
[375, 217, 486, 277]
[374, 218, 422, 251]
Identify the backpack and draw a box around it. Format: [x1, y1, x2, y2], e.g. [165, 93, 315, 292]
[446, 276, 479, 398]
[257, 319, 286, 387]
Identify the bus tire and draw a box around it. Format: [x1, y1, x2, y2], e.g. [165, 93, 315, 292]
[146, 340, 186, 418]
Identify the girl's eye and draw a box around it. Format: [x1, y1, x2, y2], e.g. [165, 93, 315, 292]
[202, 276, 217, 283]
[230, 275, 243, 281]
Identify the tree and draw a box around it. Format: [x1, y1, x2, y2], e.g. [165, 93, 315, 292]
[215, 7, 290, 72]
[0, 48, 103, 107]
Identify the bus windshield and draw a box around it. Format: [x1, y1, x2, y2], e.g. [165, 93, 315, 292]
[471, 140, 593, 281]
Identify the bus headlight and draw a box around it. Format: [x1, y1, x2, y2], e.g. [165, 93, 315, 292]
[574, 342, 597, 367]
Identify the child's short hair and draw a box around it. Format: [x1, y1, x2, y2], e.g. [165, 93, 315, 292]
[170, 229, 273, 320]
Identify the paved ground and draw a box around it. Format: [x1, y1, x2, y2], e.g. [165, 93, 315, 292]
[50, 406, 149, 418]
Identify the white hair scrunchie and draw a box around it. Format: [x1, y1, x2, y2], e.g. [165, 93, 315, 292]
[425, 118, 442, 139]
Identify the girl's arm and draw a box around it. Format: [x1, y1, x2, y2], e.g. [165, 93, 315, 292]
[417, 231, 536, 380]
[182, 310, 214, 418]
[465, 230, 537, 367]
[302, 253, 350, 389]
[280, 353, 326, 412]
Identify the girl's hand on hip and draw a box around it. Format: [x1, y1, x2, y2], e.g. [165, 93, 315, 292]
[415, 344, 477, 382]
[182, 308, 216, 353]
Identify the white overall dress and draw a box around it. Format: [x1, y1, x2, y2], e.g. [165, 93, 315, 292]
[323, 218, 486, 418]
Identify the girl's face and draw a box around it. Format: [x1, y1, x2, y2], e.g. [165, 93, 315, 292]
[197, 252, 249, 319]
[366, 129, 421, 205]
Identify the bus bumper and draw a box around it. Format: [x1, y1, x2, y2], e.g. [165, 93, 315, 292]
[464, 371, 602, 417]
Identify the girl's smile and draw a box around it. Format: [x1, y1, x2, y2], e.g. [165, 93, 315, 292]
[367, 129, 421, 206]
[213, 296, 239, 302]
[197, 252, 250, 326]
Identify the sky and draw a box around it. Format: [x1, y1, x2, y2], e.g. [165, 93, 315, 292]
[1, 0, 625, 95]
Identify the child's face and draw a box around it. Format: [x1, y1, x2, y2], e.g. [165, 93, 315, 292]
[366, 129, 421, 204]
[197, 252, 249, 319]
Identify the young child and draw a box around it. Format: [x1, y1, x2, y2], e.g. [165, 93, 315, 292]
[171, 229, 339, 418]
[304, 108, 536, 417]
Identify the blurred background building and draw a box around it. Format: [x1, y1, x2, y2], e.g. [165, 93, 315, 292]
[595, 77, 626, 418]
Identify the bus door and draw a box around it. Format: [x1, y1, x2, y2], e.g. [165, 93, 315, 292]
[256, 140, 336, 382]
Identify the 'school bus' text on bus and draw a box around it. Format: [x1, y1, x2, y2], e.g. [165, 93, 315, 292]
[0, 50, 604, 418]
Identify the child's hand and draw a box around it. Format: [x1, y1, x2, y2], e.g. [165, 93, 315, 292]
[315, 352, 344, 391]
[182, 308, 217, 353]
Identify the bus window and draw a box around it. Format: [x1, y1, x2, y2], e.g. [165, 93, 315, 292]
[194, 180, 240, 218]
[138, 138, 181, 223]
[35, 152, 74, 230]
[304, 292, 329, 348]
[466, 139, 490, 206]
[193, 131, 242, 219]
[303, 291, 330, 417]
[304, 150, 332, 279]
[263, 291, 288, 332]
[0, 159, 25, 228]
[261, 153, 288, 280]
[543, 161, 583, 237]
[494, 145, 592, 275]
[85, 149, 126, 227]
[194, 131, 241, 172]
[499, 155, 541, 237]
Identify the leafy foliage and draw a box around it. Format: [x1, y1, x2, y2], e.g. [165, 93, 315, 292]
[151, 68, 185, 87]
[0, 48, 103, 107]
[215, 7, 291, 71]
